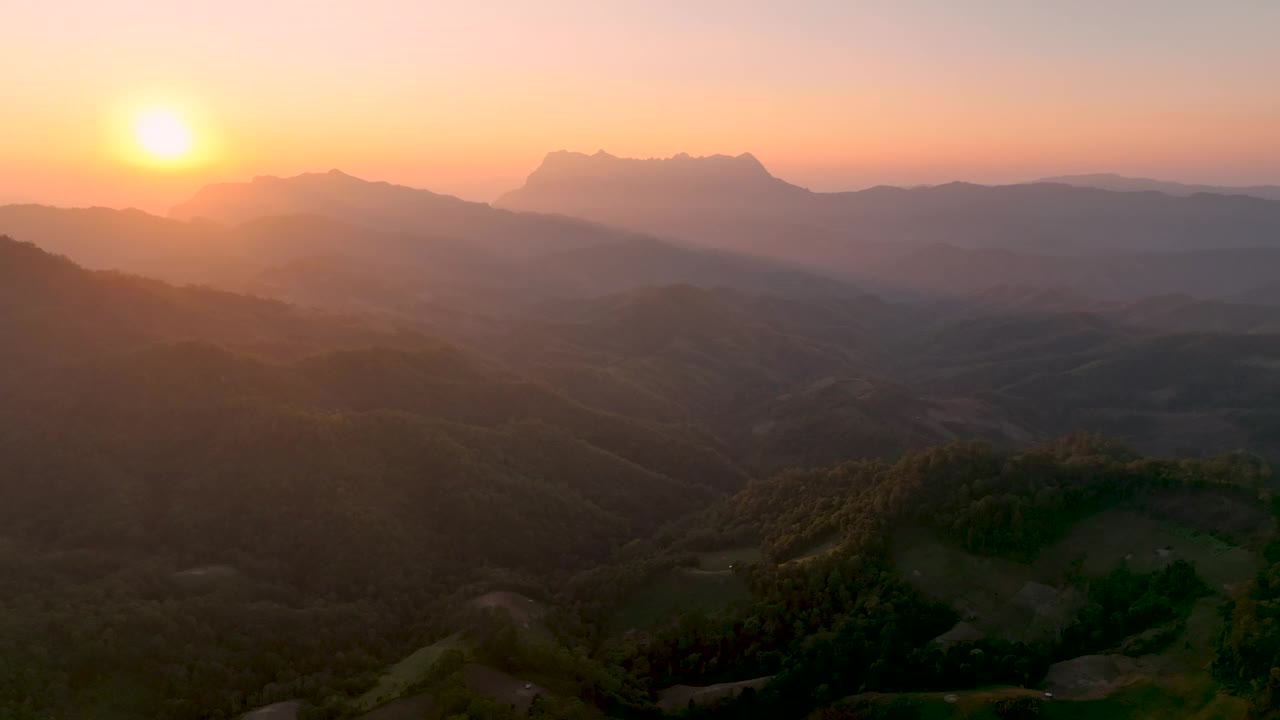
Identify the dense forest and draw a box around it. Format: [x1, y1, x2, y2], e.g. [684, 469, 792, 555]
[4, 400, 1271, 719]
[1214, 494, 1280, 716]
[0, 238, 739, 718]
[583, 439, 1265, 718]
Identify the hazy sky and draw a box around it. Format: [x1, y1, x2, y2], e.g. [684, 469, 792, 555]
[4, 0, 1279, 211]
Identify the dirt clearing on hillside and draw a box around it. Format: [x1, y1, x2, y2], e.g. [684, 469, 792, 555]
[357, 693, 437, 720]
[1045, 655, 1158, 700]
[783, 536, 839, 564]
[696, 546, 761, 571]
[657, 676, 773, 711]
[241, 701, 300, 720]
[464, 663, 553, 714]
[471, 591, 548, 634]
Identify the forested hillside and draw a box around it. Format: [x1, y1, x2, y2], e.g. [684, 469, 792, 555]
[587, 438, 1273, 720]
[6, 179, 1280, 720]
[0, 239, 744, 720]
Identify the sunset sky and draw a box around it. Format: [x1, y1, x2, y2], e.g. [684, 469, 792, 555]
[5, 0, 1279, 212]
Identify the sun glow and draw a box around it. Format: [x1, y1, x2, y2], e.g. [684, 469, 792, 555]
[133, 108, 194, 161]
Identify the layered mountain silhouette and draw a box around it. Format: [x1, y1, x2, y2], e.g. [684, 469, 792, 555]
[503, 150, 805, 200]
[0, 236, 746, 580]
[1036, 173, 1280, 202]
[15, 163, 1280, 311]
[165, 169, 866, 300]
[3, 182, 860, 320]
[870, 244, 1280, 302]
[171, 168, 645, 258]
[0, 235, 433, 374]
[498, 151, 1280, 268]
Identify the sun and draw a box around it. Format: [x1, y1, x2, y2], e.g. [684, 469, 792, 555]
[133, 108, 194, 161]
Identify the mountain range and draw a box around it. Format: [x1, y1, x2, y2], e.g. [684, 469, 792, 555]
[1035, 172, 1280, 202]
[497, 151, 1280, 266]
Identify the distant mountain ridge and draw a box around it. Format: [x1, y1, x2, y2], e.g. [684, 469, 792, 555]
[171, 168, 646, 258]
[868, 244, 1280, 303]
[16, 164, 1280, 312]
[1035, 173, 1280, 202]
[497, 151, 1280, 265]
[516, 150, 806, 197]
[4, 180, 863, 326]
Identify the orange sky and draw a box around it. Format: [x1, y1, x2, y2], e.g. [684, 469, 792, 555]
[4, 1, 1279, 213]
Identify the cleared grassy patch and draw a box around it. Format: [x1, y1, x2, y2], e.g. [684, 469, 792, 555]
[841, 689, 1044, 720]
[356, 592, 554, 712]
[696, 546, 761, 571]
[609, 566, 751, 633]
[894, 505, 1262, 643]
[1041, 596, 1241, 714]
[783, 536, 839, 564]
[891, 501, 1259, 717]
[463, 663, 554, 715]
[354, 634, 467, 712]
[656, 676, 772, 711]
[1035, 509, 1261, 593]
[243, 702, 303, 720]
[603, 546, 758, 634]
[1137, 488, 1271, 546]
[844, 683, 1246, 720]
[355, 694, 435, 720]
[470, 590, 554, 643]
[892, 526, 1057, 642]
[1042, 683, 1246, 720]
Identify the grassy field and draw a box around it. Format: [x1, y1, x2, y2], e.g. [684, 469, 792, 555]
[842, 689, 1044, 720]
[888, 496, 1263, 718]
[353, 634, 468, 712]
[656, 676, 773, 711]
[695, 546, 761, 571]
[463, 663, 553, 715]
[609, 567, 751, 632]
[609, 547, 758, 634]
[1041, 684, 1247, 720]
[355, 694, 435, 720]
[470, 590, 554, 643]
[893, 504, 1263, 643]
[354, 591, 556, 712]
[1035, 509, 1261, 593]
[845, 684, 1247, 720]
[892, 526, 1064, 642]
[783, 536, 839, 564]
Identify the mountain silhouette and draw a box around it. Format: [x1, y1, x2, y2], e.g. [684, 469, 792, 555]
[171, 169, 645, 258]
[866, 244, 1280, 302]
[1035, 173, 1280, 202]
[498, 151, 1280, 267]
[509, 150, 805, 198]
